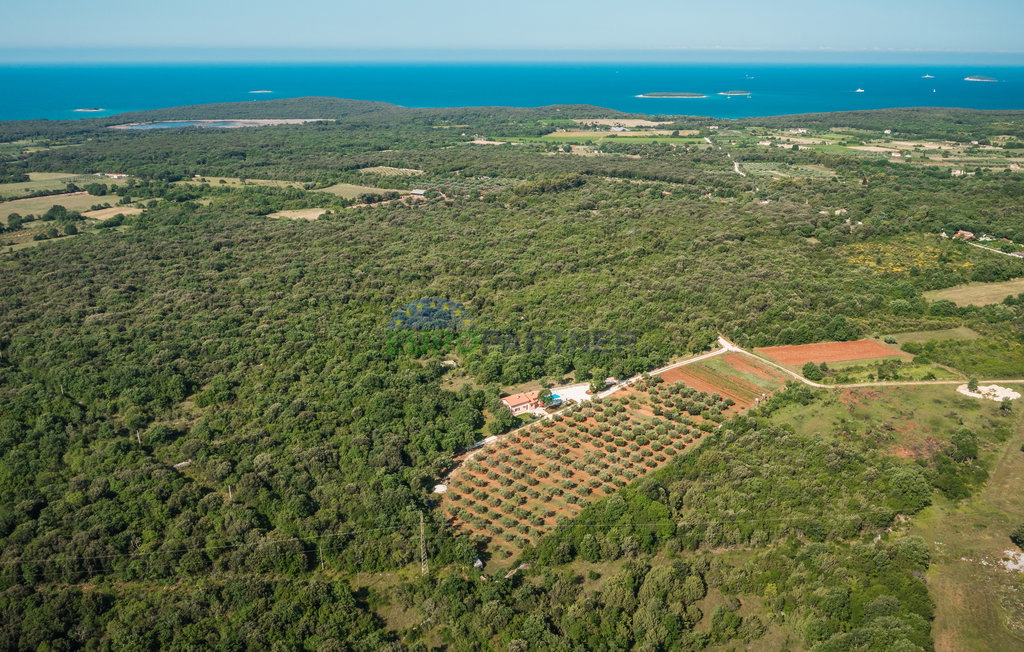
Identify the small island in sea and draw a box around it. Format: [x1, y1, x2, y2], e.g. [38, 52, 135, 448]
[965, 75, 997, 82]
[635, 92, 706, 98]
[718, 90, 751, 96]
[73, 108, 106, 112]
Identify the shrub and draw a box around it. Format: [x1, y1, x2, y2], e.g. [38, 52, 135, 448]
[1011, 523, 1024, 550]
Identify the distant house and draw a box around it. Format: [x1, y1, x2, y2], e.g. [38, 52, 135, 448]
[951, 169, 966, 176]
[953, 230, 975, 240]
[884, 129, 892, 135]
[758, 140, 773, 146]
[1010, 164, 1020, 170]
[501, 391, 540, 416]
[789, 128, 808, 134]
[410, 189, 426, 196]
[891, 152, 902, 158]
[610, 126, 628, 132]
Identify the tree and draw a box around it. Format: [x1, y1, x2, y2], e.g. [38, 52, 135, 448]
[967, 377, 979, 392]
[488, 404, 520, 435]
[801, 362, 823, 381]
[950, 429, 978, 461]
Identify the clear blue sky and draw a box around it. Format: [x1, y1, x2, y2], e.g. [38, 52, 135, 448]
[2, 0, 1022, 60]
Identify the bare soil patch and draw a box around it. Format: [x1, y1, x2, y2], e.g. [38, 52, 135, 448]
[957, 384, 1022, 402]
[83, 207, 143, 220]
[267, 209, 326, 220]
[757, 339, 911, 366]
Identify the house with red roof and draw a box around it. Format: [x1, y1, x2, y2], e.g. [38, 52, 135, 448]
[501, 390, 540, 416]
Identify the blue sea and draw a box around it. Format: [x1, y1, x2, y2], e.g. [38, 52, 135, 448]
[1, 63, 1023, 121]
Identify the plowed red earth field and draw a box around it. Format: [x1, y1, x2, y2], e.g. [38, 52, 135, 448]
[658, 353, 789, 408]
[756, 339, 910, 366]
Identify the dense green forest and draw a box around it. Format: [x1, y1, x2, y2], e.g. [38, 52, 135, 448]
[1, 99, 1023, 649]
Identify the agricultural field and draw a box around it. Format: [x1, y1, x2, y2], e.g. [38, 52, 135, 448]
[888, 326, 981, 345]
[659, 352, 789, 403]
[443, 353, 789, 557]
[739, 161, 836, 178]
[180, 176, 302, 189]
[924, 276, 1024, 306]
[756, 339, 910, 366]
[267, 208, 326, 220]
[82, 206, 144, 220]
[357, 166, 424, 176]
[0, 192, 110, 221]
[318, 182, 405, 199]
[0, 172, 117, 199]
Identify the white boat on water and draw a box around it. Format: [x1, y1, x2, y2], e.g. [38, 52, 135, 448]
[922, 74, 934, 79]
[854, 88, 865, 93]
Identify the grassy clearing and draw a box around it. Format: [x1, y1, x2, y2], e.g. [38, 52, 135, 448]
[770, 384, 1024, 649]
[769, 385, 1015, 460]
[889, 326, 981, 345]
[0, 173, 116, 199]
[318, 183, 404, 199]
[179, 176, 302, 189]
[1, 220, 80, 252]
[0, 193, 110, 222]
[909, 408, 1024, 650]
[925, 277, 1024, 307]
[814, 359, 962, 384]
[741, 161, 835, 178]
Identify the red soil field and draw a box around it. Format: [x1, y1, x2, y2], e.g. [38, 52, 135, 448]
[756, 339, 911, 366]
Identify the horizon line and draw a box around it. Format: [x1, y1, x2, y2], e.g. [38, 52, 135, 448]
[3, 47, 1024, 65]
